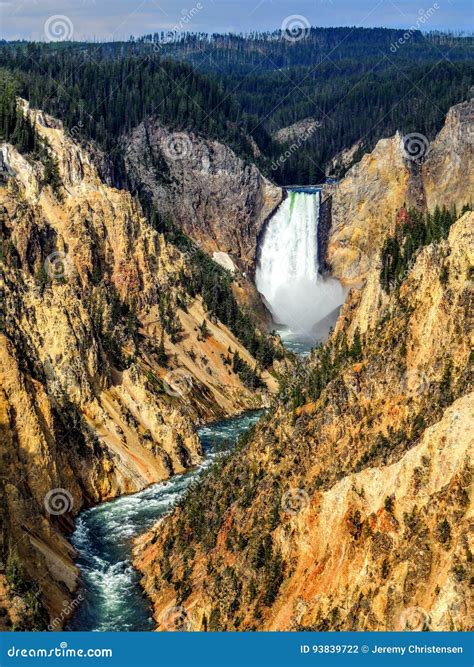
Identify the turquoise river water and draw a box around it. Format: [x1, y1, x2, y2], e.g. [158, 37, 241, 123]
[68, 411, 263, 631]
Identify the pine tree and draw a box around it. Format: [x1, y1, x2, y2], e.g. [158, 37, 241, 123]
[41, 150, 62, 199]
[157, 333, 167, 366]
[350, 328, 362, 361]
[198, 319, 210, 340]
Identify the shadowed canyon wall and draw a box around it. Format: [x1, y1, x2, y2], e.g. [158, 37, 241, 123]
[123, 118, 283, 274]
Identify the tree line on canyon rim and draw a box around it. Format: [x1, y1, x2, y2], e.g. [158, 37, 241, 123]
[379, 205, 472, 292]
[0, 26, 473, 184]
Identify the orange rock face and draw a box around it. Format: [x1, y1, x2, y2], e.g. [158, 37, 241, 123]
[0, 103, 279, 630]
[134, 213, 473, 633]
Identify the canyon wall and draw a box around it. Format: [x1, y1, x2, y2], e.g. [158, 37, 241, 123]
[325, 99, 473, 284]
[123, 118, 283, 273]
[0, 104, 278, 630]
[134, 211, 473, 632]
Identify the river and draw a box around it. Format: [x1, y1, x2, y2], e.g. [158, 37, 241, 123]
[67, 411, 263, 631]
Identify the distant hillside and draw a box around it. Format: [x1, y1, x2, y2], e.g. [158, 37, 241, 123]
[141, 27, 473, 72]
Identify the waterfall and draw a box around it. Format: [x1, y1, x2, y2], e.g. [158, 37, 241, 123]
[256, 189, 345, 342]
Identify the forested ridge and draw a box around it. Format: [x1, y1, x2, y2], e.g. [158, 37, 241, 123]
[155, 29, 473, 181]
[139, 28, 472, 71]
[0, 46, 261, 170]
[0, 26, 473, 185]
[379, 205, 472, 293]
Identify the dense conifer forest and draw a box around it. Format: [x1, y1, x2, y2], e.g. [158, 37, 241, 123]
[379, 204, 471, 292]
[1, 27, 473, 184]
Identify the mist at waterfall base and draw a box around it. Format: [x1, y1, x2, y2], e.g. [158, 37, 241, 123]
[256, 190, 345, 354]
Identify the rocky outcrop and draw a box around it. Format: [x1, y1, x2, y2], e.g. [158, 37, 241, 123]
[273, 118, 320, 145]
[422, 100, 474, 211]
[325, 99, 473, 284]
[317, 190, 333, 275]
[134, 212, 473, 632]
[325, 140, 363, 177]
[0, 104, 278, 630]
[122, 118, 283, 273]
[325, 133, 414, 284]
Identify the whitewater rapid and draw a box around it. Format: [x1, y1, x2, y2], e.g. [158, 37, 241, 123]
[68, 411, 263, 631]
[256, 189, 345, 345]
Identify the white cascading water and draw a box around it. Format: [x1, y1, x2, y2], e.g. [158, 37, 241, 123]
[256, 189, 345, 342]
